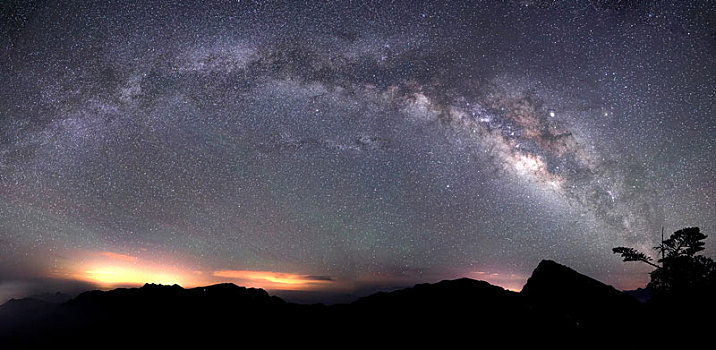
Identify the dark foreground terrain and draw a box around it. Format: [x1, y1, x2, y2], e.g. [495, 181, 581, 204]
[1, 260, 713, 347]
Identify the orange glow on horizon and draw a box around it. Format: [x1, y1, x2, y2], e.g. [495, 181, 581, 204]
[470, 271, 527, 292]
[56, 249, 335, 292]
[81, 267, 184, 287]
[98, 251, 138, 262]
[213, 270, 334, 290]
[62, 250, 207, 288]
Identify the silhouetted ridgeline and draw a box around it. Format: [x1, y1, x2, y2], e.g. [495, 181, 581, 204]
[1, 260, 712, 347]
[521, 260, 642, 331]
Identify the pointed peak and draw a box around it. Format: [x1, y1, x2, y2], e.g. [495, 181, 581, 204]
[528, 260, 584, 279]
[524, 259, 599, 291]
[522, 259, 639, 305]
[521, 259, 641, 328]
[535, 259, 563, 269]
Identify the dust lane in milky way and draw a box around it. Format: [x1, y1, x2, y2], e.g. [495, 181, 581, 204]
[1, 0, 714, 303]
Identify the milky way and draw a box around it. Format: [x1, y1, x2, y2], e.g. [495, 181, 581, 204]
[1, 0, 714, 302]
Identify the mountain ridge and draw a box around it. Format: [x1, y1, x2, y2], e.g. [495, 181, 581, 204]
[0, 260, 650, 346]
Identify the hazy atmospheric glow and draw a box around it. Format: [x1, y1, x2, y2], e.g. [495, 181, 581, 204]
[80, 268, 184, 287]
[213, 270, 335, 290]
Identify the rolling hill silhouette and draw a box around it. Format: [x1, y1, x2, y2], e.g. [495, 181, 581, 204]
[0, 260, 657, 346]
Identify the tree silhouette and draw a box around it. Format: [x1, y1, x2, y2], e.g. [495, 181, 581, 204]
[613, 227, 716, 298]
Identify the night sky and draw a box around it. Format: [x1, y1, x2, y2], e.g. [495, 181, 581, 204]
[1, 0, 714, 304]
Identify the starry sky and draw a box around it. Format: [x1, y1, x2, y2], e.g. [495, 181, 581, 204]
[1, 0, 714, 304]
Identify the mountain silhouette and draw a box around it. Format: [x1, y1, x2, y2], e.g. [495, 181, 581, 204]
[0, 297, 55, 332]
[1, 260, 647, 347]
[521, 260, 643, 333]
[623, 287, 654, 303]
[340, 278, 571, 334]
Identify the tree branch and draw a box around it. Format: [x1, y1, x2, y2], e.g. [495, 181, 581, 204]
[612, 247, 660, 268]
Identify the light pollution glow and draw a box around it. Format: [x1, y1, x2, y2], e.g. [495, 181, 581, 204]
[58, 250, 338, 292]
[213, 270, 335, 290]
[468, 271, 528, 292]
[81, 268, 184, 288]
[64, 251, 199, 288]
[52, 250, 533, 294]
